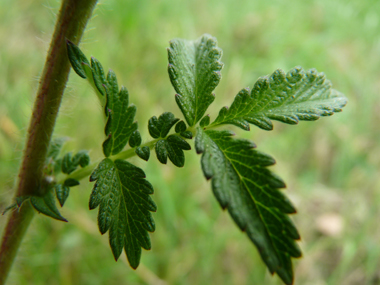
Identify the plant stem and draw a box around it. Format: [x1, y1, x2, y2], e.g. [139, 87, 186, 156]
[61, 138, 159, 183]
[0, 0, 97, 283]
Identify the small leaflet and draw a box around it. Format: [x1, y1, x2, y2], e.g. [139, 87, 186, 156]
[154, 135, 191, 167]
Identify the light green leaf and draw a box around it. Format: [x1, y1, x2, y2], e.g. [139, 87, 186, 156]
[168, 34, 223, 126]
[103, 76, 138, 157]
[195, 128, 301, 285]
[89, 158, 156, 268]
[212, 67, 347, 131]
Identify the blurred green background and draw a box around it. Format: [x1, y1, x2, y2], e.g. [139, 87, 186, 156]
[1, 0, 380, 284]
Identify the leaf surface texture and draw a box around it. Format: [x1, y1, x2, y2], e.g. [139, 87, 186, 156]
[195, 128, 301, 284]
[168, 34, 223, 126]
[89, 158, 156, 268]
[212, 67, 347, 130]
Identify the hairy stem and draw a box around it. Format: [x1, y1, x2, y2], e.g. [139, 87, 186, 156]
[0, 0, 98, 283]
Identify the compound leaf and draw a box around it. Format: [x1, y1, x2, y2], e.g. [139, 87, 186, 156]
[89, 158, 156, 268]
[168, 34, 223, 126]
[195, 128, 301, 285]
[103, 77, 138, 157]
[212, 67, 347, 131]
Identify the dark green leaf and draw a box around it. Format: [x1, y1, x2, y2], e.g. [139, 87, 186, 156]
[175, 120, 187, 133]
[148, 116, 160, 139]
[135, 146, 150, 161]
[212, 67, 347, 131]
[168, 34, 223, 126]
[180, 131, 193, 139]
[91, 57, 107, 96]
[64, 178, 80, 187]
[148, 112, 179, 139]
[73, 150, 90, 168]
[129, 130, 142, 148]
[199, 115, 210, 128]
[66, 40, 90, 79]
[31, 190, 67, 222]
[154, 135, 191, 167]
[155, 140, 168, 164]
[89, 158, 156, 268]
[61, 152, 77, 174]
[55, 184, 70, 207]
[103, 80, 138, 157]
[195, 128, 301, 285]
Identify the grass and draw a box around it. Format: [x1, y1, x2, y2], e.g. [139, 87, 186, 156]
[1, 0, 380, 284]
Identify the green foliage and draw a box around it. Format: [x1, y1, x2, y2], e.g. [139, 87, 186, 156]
[66, 40, 90, 79]
[211, 67, 347, 131]
[175, 120, 187, 133]
[89, 158, 156, 268]
[129, 130, 142, 148]
[168, 34, 223, 126]
[148, 112, 180, 139]
[103, 77, 138, 157]
[195, 129, 301, 284]
[61, 151, 90, 174]
[61, 34, 347, 284]
[30, 189, 67, 222]
[135, 146, 150, 161]
[55, 184, 70, 207]
[155, 135, 191, 167]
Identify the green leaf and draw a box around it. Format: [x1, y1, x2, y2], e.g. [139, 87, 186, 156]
[168, 34, 223, 126]
[91, 57, 107, 96]
[180, 131, 193, 139]
[64, 178, 80, 187]
[66, 40, 90, 79]
[31, 190, 67, 222]
[148, 112, 179, 139]
[135, 146, 150, 161]
[199, 115, 210, 128]
[103, 75, 138, 157]
[61, 152, 77, 174]
[89, 159, 156, 268]
[195, 128, 301, 285]
[129, 130, 142, 148]
[55, 184, 70, 207]
[154, 135, 191, 167]
[175, 120, 187, 133]
[73, 150, 90, 168]
[212, 67, 347, 131]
